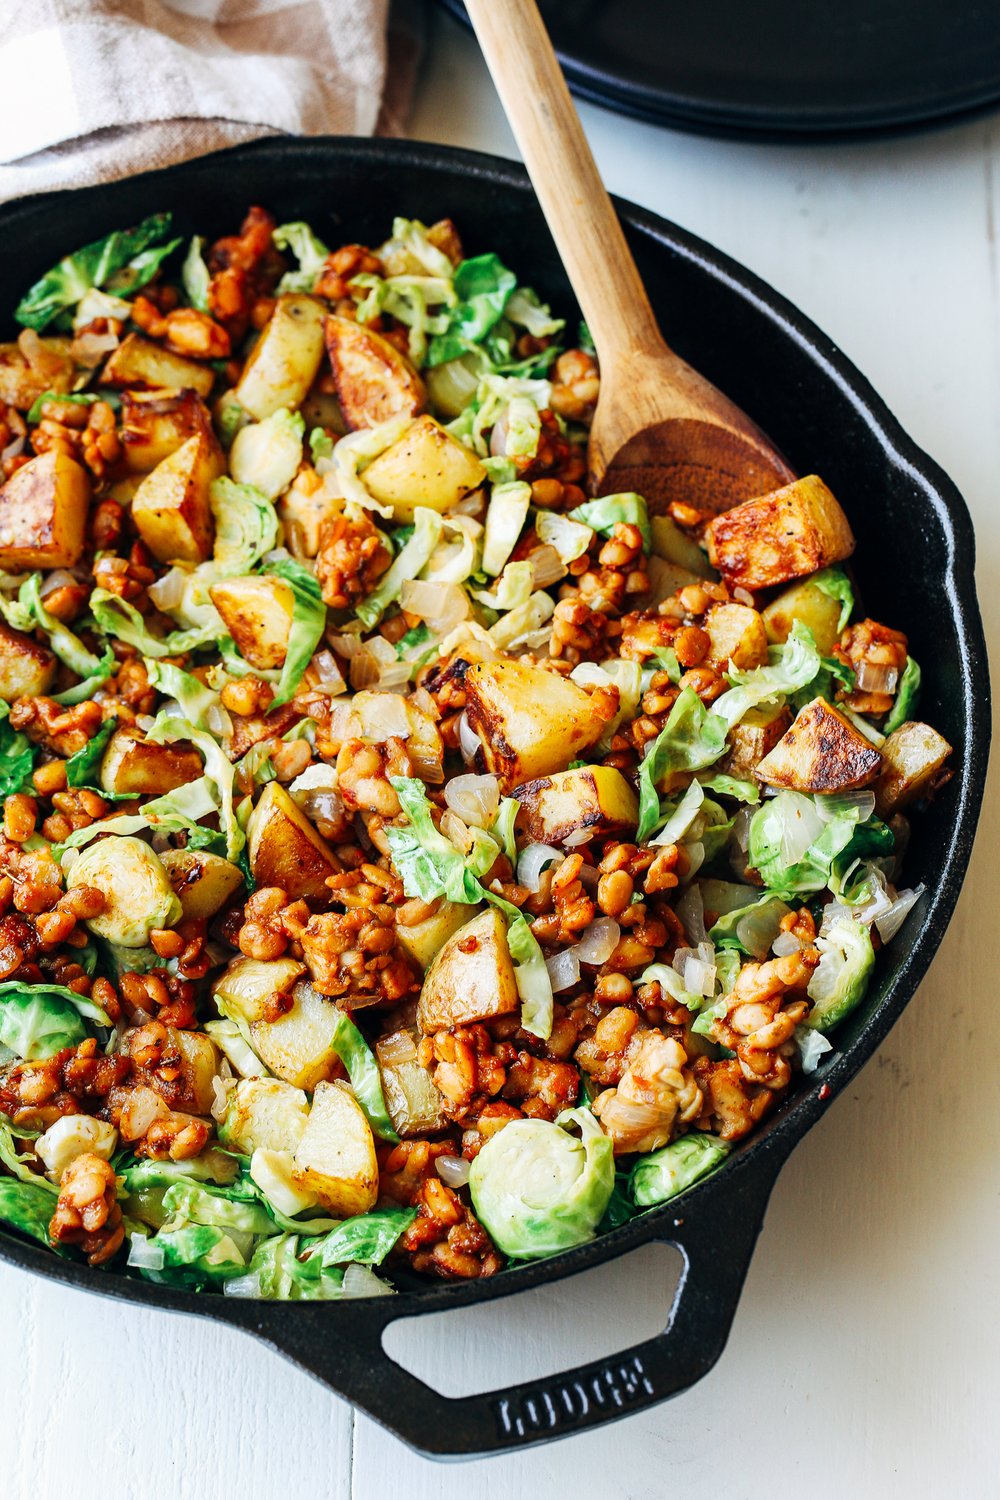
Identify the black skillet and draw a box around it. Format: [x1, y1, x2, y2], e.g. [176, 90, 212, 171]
[0, 137, 988, 1457]
[439, 0, 1000, 141]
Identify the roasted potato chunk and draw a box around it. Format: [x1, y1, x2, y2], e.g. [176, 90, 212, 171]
[160, 849, 245, 921]
[722, 702, 792, 779]
[756, 697, 882, 792]
[246, 781, 340, 900]
[0, 450, 90, 570]
[130, 432, 223, 564]
[417, 908, 520, 1034]
[703, 602, 769, 670]
[100, 727, 203, 796]
[0, 621, 56, 702]
[120, 389, 215, 474]
[874, 721, 952, 816]
[761, 575, 844, 654]
[213, 955, 306, 1026]
[464, 660, 616, 789]
[395, 900, 483, 972]
[219, 1078, 311, 1156]
[644, 555, 703, 607]
[100, 332, 215, 398]
[375, 1028, 445, 1137]
[209, 574, 295, 670]
[705, 475, 855, 590]
[169, 1029, 221, 1116]
[360, 414, 486, 522]
[324, 315, 427, 430]
[0, 337, 75, 410]
[514, 766, 638, 845]
[251, 982, 347, 1090]
[291, 1080, 378, 1217]
[235, 295, 327, 419]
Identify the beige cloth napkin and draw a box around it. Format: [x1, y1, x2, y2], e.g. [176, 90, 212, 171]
[0, 0, 423, 203]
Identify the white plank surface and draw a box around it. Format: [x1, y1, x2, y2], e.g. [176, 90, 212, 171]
[6, 9, 1000, 1496]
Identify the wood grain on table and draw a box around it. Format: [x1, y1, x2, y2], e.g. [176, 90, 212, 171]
[6, 11, 1000, 1498]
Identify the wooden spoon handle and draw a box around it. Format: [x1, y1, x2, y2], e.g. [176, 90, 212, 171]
[463, 0, 665, 367]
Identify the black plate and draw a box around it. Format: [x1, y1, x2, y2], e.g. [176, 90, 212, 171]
[0, 138, 989, 1457]
[439, 0, 1000, 139]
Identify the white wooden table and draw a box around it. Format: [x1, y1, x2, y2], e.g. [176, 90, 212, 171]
[6, 10, 1000, 1496]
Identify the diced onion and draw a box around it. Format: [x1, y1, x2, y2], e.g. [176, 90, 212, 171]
[311, 650, 347, 694]
[529, 545, 566, 589]
[517, 842, 562, 893]
[327, 628, 365, 659]
[342, 1263, 395, 1298]
[223, 1273, 262, 1299]
[733, 587, 755, 606]
[682, 955, 716, 997]
[444, 773, 500, 828]
[772, 931, 803, 957]
[148, 566, 189, 612]
[736, 898, 792, 960]
[675, 883, 707, 945]
[684, 840, 705, 880]
[40, 569, 77, 597]
[127, 1235, 165, 1271]
[815, 790, 876, 824]
[377, 1030, 417, 1066]
[733, 807, 754, 853]
[875, 884, 924, 943]
[563, 827, 595, 848]
[489, 410, 511, 457]
[206, 703, 233, 738]
[1, 435, 24, 464]
[400, 578, 470, 632]
[350, 637, 411, 691]
[436, 1154, 471, 1189]
[546, 948, 582, 993]
[856, 661, 899, 694]
[572, 917, 621, 966]
[458, 711, 481, 766]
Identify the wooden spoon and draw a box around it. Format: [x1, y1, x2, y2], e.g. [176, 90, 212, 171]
[463, 0, 795, 511]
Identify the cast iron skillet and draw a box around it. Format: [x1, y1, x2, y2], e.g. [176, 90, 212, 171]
[0, 138, 988, 1457]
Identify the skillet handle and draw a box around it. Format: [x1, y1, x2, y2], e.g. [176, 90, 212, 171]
[224, 1145, 785, 1457]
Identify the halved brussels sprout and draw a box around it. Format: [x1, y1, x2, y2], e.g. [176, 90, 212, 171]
[630, 1133, 729, 1207]
[468, 1107, 614, 1259]
[66, 835, 181, 947]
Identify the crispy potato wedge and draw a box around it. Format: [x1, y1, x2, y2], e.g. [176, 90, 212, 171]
[324, 315, 427, 430]
[395, 899, 483, 972]
[250, 981, 347, 1090]
[213, 956, 306, 1026]
[375, 1028, 445, 1137]
[291, 1080, 378, 1217]
[0, 621, 56, 702]
[246, 781, 340, 900]
[219, 1078, 311, 1156]
[120, 389, 215, 474]
[0, 337, 75, 410]
[464, 660, 616, 789]
[0, 450, 90, 570]
[761, 576, 844, 654]
[361, 414, 486, 521]
[756, 697, 882, 792]
[209, 574, 295, 670]
[417, 908, 520, 1034]
[514, 766, 638, 845]
[705, 475, 855, 591]
[100, 727, 203, 796]
[100, 332, 215, 398]
[130, 432, 223, 564]
[703, 602, 769, 670]
[722, 702, 792, 779]
[160, 849, 245, 922]
[874, 721, 952, 816]
[235, 295, 327, 419]
[644, 555, 703, 607]
[170, 1029, 221, 1115]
